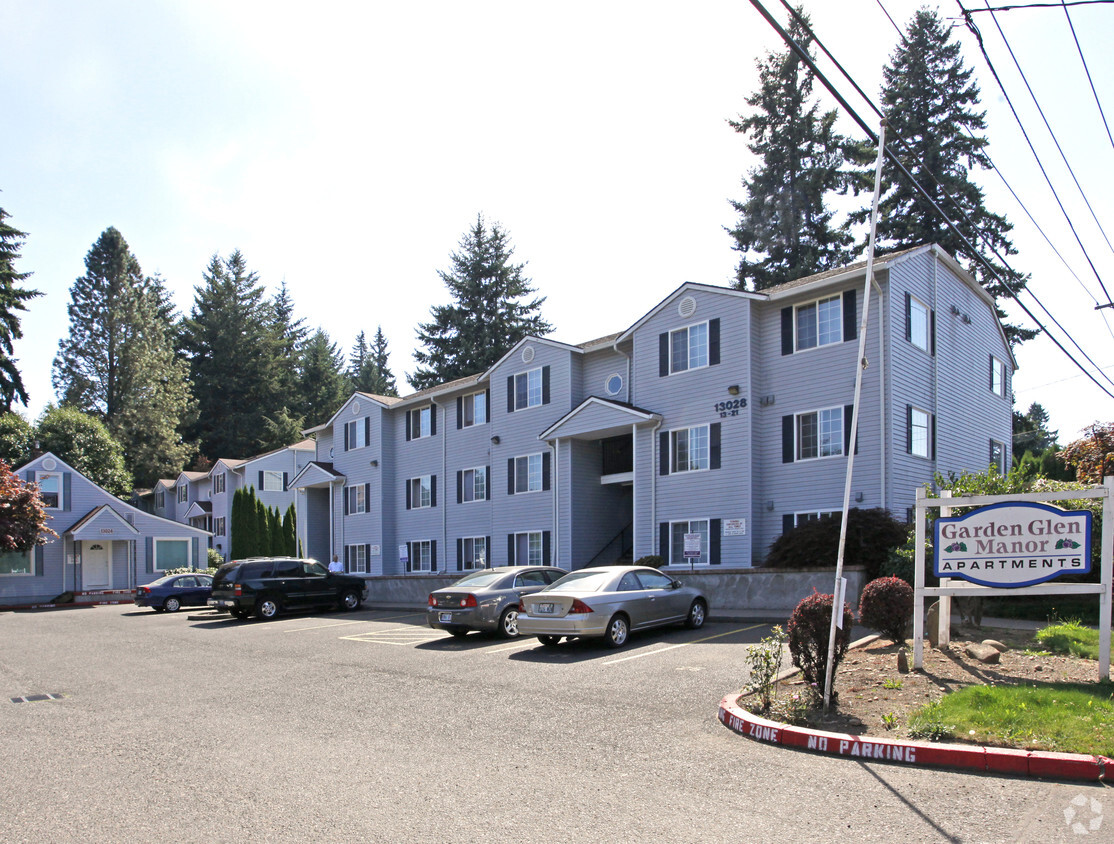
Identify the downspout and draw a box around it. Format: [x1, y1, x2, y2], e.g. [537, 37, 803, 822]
[551, 439, 559, 567]
[432, 398, 447, 573]
[650, 417, 662, 555]
[630, 423, 637, 560]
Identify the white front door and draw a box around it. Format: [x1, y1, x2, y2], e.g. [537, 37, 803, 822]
[83, 542, 111, 590]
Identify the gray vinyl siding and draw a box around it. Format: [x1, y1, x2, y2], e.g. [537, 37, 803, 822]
[581, 346, 629, 403]
[334, 400, 387, 574]
[316, 429, 334, 462]
[392, 400, 443, 573]
[305, 488, 331, 564]
[566, 439, 630, 566]
[444, 384, 495, 574]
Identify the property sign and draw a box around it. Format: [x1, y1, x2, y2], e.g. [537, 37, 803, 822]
[398, 545, 409, 566]
[722, 518, 746, 536]
[934, 501, 1092, 587]
[683, 533, 701, 559]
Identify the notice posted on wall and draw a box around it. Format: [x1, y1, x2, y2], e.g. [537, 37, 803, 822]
[723, 518, 746, 536]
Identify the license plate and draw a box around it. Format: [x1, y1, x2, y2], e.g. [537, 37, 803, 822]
[537, 603, 555, 614]
[439, 612, 453, 623]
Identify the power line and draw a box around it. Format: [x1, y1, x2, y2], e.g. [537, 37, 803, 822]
[1060, 0, 1114, 152]
[965, 1, 1114, 10]
[746, 0, 1114, 402]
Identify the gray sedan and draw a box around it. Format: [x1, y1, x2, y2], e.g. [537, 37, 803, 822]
[427, 566, 567, 638]
[516, 565, 708, 648]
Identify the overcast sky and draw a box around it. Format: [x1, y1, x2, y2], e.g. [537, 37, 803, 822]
[2, 0, 1112, 448]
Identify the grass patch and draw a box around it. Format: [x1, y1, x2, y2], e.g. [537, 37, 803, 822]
[1034, 619, 1101, 660]
[908, 682, 1114, 756]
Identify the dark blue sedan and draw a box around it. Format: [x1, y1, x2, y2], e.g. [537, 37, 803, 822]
[135, 574, 214, 613]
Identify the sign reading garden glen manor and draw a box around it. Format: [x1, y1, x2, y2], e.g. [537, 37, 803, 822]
[934, 501, 1092, 588]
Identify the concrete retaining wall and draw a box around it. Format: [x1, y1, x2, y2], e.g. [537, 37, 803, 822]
[361, 566, 866, 620]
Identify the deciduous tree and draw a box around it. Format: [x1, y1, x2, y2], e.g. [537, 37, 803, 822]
[35, 404, 131, 496]
[0, 459, 56, 552]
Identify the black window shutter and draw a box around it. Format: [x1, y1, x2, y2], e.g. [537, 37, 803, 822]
[431, 540, 437, 571]
[782, 514, 795, 535]
[988, 354, 994, 390]
[457, 538, 463, 571]
[931, 414, 937, 460]
[708, 318, 720, 366]
[906, 405, 913, 454]
[430, 475, 437, 507]
[782, 415, 795, 463]
[405, 480, 411, 511]
[659, 333, 669, 376]
[542, 452, 551, 490]
[542, 366, 550, 405]
[709, 423, 721, 470]
[34, 545, 44, 576]
[507, 458, 515, 496]
[659, 431, 669, 476]
[485, 536, 491, 565]
[456, 470, 463, 504]
[456, 396, 463, 430]
[659, 522, 670, 560]
[485, 466, 491, 500]
[344, 487, 350, 515]
[844, 405, 855, 455]
[507, 375, 515, 413]
[430, 406, 437, 436]
[282, 472, 288, 491]
[485, 389, 490, 420]
[842, 289, 857, 342]
[364, 544, 371, 570]
[710, 519, 721, 565]
[507, 534, 515, 565]
[905, 293, 912, 341]
[781, 307, 793, 356]
[542, 531, 551, 565]
[406, 542, 412, 573]
[365, 416, 371, 444]
[930, 310, 936, 356]
[364, 482, 371, 509]
[405, 411, 412, 442]
[344, 546, 350, 573]
[345, 423, 351, 450]
[258, 470, 264, 488]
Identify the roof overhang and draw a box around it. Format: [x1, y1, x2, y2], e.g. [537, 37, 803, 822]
[65, 505, 141, 540]
[291, 462, 345, 490]
[183, 501, 212, 519]
[539, 397, 661, 441]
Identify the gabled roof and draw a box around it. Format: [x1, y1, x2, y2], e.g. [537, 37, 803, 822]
[65, 504, 141, 538]
[209, 458, 246, 477]
[174, 471, 207, 486]
[183, 501, 213, 519]
[539, 396, 661, 441]
[239, 438, 316, 468]
[616, 282, 760, 345]
[289, 461, 346, 489]
[303, 391, 403, 434]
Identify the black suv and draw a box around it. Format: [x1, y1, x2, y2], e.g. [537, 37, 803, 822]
[208, 557, 368, 620]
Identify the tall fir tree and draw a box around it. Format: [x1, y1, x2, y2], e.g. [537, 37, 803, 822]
[298, 329, 349, 425]
[269, 279, 308, 424]
[409, 215, 552, 390]
[728, 8, 854, 290]
[0, 205, 42, 411]
[282, 503, 296, 556]
[182, 251, 285, 459]
[52, 228, 196, 485]
[350, 326, 399, 396]
[255, 496, 271, 557]
[853, 8, 1034, 344]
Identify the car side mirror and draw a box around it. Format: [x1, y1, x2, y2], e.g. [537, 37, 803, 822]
[671, 580, 683, 589]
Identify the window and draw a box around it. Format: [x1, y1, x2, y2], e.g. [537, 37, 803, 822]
[347, 484, 367, 515]
[35, 472, 60, 509]
[513, 531, 544, 566]
[262, 470, 284, 492]
[990, 439, 1005, 474]
[796, 295, 842, 351]
[909, 296, 929, 351]
[411, 540, 433, 572]
[462, 391, 487, 427]
[408, 475, 433, 509]
[792, 511, 839, 528]
[345, 418, 366, 450]
[797, 408, 843, 460]
[669, 520, 710, 566]
[212, 473, 225, 495]
[154, 539, 189, 571]
[347, 544, 368, 574]
[515, 454, 543, 493]
[990, 356, 1006, 397]
[461, 467, 487, 503]
[669, 322, 708, 373]
[155, 491, 165, 509]
[910, 407, 930, 458]
[407, 406, 433, 440]
[670, 426, 709, 473]
[461, 536, 487, 570]
[214, 517, 226, 537]
[0, 549, 32, 575]
[514, 368, 543, 410]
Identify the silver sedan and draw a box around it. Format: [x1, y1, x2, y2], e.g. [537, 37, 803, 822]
[516, 565, 708, 648]
[427, 566, 567, 638]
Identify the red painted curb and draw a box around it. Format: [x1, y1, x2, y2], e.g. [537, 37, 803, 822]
[719, 694, 1107, 782]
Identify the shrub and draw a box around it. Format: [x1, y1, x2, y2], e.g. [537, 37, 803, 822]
[634, 555, 663, 568]
[764, 508, 909, 579]
[858, 576, 914, 644]
[744, 625, 787, 713]
[206, 548, 225, 568]
[787, 590, 854, 698]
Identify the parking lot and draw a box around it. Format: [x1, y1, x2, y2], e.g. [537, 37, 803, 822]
[0, 604, 1104, 842]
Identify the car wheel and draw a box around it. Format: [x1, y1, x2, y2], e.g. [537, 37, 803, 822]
[230, 609, 250, 620]
[604, 615, 630, 648]
[164, 596, 181, 613]
[255, 596, 281, 620]
[685, 599, 707, 630]
[537, 635, 562, 647]
[497, 607, 519, 639]
[339, 589, 361, 611]
[449, 629, 470, 638]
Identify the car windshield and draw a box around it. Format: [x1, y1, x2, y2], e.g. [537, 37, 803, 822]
[451, 571, 505, 588]
[307, 562, 329, 576]
[542, 571, 615, 593]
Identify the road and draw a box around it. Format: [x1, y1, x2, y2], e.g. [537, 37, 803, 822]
[0, 605, 1106, 843]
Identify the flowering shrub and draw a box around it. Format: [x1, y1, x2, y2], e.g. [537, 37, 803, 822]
[858, 576, 914, 645]
[787, 590, 854, 697]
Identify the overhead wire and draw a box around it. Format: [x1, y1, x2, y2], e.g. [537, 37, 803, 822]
[1059, 0, 1114, 151]
[747, 0, 1114, 401]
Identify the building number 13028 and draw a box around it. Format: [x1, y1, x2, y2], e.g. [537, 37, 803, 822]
[714, 398, 747, 418]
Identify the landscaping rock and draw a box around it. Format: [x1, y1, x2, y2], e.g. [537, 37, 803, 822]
[926, 601, 940, 648]
[965, 642, 1001, 664]
[982, 639, 1009, 653]
[897, 650, 909, 674]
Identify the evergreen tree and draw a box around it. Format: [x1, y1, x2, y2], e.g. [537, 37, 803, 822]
[854, 8, 1033, 344]
[0, 412, 34, 467]
[728, 8, 854, 290]
[298, 329, 349, 425]
[36, 404, 131, 496]
[269, 279, 308, 430]
[282, 503, 296, 556]
[255, 496, 271, 556]
[350, 326, 399, 396]
[182, 251, 284, 459]
[409, 215, 553, 390]
[268, 506, 284, 557]
[0, 205, 42, 410]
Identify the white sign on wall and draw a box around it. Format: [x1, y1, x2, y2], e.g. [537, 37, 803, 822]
[722, 518, 746, 536]
[398, 545, 409, 565]
[683, 533, 701, 559]
[370, 545, 381, 557]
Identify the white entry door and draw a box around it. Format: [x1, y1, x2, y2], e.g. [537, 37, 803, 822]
[83, 542, 111, 590]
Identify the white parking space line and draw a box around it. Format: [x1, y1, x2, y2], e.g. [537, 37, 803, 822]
[284, 619, 376, 632]
[340, 630, 443, 646]
[600, 624, 764, 666]
[483, 641, 538, 654]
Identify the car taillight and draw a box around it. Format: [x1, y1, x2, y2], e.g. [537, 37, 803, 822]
[460, 594, 477, 608]
[518, 600, 526, 613]
[569, 599, 593, 614]
[428, 594, 437, 607]
[234, 584, 242, 597]
[137, 587, 148, 596]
